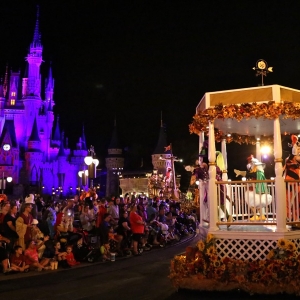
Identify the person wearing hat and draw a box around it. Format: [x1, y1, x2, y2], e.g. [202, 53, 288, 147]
[16, 203, 34, 250]
[235, 155, 272, 221]
[20, 194, 38, 220]
[31, 219, 50, 259]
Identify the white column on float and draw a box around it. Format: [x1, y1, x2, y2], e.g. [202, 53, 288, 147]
[273, 117, 287, 232]
[221, 136, 231, 217]
[199, 131, 205, 227]
[256, 138, 261, 162]
[208, 121, 218, 231]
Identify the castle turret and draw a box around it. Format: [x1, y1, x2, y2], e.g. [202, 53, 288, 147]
[81, 125, 87, 151]
[45, 63, 54, 108]
[23, 6, 43, 143]
[105, 119, 124, 197]
[57, 132, 66, 192]
[25, 116, 43, 184]
[52, 115, 61, 148]
[8, 70, 20, 107]
[26, 6, 43, 97]
[152, 115, 171, 175]
[28, 116, 41, 150]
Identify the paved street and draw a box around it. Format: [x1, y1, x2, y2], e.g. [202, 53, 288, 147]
[0, 235, 298, 300]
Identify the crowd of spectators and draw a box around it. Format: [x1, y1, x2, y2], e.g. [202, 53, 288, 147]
[0, 191, 191, 275]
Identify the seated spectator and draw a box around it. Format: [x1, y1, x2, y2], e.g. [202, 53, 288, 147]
[146, 199, 157, 222]
[0, 201, 11, 235]
[157, 206, 166, 224]
[99, 213, 112, 245]
[65, 245, 80, 266]
[80, 205, 95, 232]
[3, 203, 19, 252]
[108, 227, 123, 255]
[46, 202, 57, 239]
[24, 240, 51, 271]
[0, 234, 11, 274]
[147, 214, 160, 246]
[31, 219, 50, 259]
[62, 199, 75, 232]
[35, 196, 45, 221]
[54, 209, 67, 237]
[53, 241, 69, 269]
[96, 199, 107, 233]
[73, 195, 82, 221]
[108, 227, 119, 242]
[10, 245, 30, 273]
[100, 242, 111, 261]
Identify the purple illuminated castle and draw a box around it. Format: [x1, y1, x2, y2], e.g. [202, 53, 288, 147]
[0, 7, 88, 197]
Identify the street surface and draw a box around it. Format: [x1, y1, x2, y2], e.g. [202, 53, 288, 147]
[0, 235, 298, 300]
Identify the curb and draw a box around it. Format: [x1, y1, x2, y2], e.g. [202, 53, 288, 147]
[0, 233, 197, 282]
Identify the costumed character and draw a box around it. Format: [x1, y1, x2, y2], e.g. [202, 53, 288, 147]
[234, 155, 272, 221]
[164, 167, 172, 188]
[185, 161, 208, 209]
[185, 159, 201, 205]
[283, 135, 300, 221]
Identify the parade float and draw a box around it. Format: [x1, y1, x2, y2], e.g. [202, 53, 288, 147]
[170, 70, 300, 295]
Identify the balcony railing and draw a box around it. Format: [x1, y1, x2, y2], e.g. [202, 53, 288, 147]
[206, 179, 300, 229]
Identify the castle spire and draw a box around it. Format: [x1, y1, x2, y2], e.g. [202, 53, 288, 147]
[153, 113, 169, 154]
[45, 62, 54, 102]
[25, 5, 43, 97]
[3, 65, 8, 97]
[29, 116, 41, 142]
[32, 5, 41, 48]
[81, 124, 87, 150]
[52, 115, 61, 144]
[108, 118, 121, 149]
[58, 131, 65, 157]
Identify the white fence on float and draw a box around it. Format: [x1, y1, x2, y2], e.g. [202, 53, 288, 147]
[208, 180, 300, 227]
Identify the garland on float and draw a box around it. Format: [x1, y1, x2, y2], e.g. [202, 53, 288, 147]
[189, 101, 300, 144]
[170, 234, 300, 295]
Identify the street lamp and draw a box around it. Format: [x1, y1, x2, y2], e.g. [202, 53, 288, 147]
[84, 145, 99, 188]
[159, 143, 182, 200]
[0, 172, 12, 194]
[78, 170, 88, 187]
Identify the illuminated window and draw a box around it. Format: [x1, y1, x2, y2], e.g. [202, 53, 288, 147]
[11, 92, 16, 97]
[10, 99, 15, 106]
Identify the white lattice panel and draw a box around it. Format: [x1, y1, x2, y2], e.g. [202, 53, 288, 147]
[215, 238, 300, 261]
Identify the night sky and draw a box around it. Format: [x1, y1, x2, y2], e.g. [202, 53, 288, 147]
[0, 1, 300, 180]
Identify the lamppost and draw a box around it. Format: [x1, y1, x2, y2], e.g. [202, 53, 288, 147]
[84, 145, 99, 188]
[0, 172, 12, 194]
[159, 143, 182, 200]
[78, 170, 88, 188]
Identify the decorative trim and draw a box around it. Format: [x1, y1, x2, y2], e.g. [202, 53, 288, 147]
[189, 101, 300, 144]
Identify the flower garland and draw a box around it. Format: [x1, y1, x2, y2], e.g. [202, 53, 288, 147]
[170, 234, 300, 295]
[189, 101, 300, 144]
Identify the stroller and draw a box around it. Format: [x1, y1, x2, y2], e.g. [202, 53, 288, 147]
[56, 224, 100, 263]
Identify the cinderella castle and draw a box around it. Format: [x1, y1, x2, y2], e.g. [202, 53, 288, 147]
[0, 7, 90, 197]
[0, 7, 178, 199]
